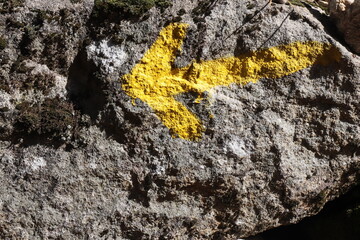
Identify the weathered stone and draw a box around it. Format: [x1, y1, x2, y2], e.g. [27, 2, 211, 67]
[329, 0, 360, 53]
[0, 0, 360, 239]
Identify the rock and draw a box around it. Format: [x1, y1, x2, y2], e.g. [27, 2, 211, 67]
[0, 0, 360, 239]
[318, 0, 329, 8]
[253, 184, 360, 239]
[329, 0, 360, 53]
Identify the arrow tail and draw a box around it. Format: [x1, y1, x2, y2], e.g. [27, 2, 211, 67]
[175, 41, 341, 92]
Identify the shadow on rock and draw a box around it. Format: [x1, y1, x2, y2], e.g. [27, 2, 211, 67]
[67, 48, 107, 120]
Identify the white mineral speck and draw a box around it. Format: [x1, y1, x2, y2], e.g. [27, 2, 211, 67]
[26, 156, 46, 171]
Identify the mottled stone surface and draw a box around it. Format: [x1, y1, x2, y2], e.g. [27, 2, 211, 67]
[0, 0, 360, 239]
[329, 0, 360, 53]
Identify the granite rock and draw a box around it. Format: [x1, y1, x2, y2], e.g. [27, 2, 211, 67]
[329, 0, 360, 53]
[0, 0, 360, 239]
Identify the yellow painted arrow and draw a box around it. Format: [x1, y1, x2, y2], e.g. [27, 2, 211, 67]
[122, 23, 341, 141]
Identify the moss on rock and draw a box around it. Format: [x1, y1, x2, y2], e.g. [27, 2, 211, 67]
[93, 0, 172, 19]
[289, 0, 328, 13]
[0, 36, 6, 50]
[14, 98, 77, 141]
[0, 0, 25, 13]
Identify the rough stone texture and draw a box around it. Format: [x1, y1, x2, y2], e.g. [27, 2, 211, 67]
[252, 184, 360, 239]
[0, 0, 360, 239]
[329, 0, 360, 53]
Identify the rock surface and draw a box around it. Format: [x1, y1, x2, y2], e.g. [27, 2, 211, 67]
[252, 184, 360, 240]
[0, 0, 360, 239]
[329, 0, 360, 53]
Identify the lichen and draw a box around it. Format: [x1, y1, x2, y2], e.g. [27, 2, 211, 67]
[14, 98, 76, 141]
[122, 23, 342, 141]
[289, 0, 328, 13]
[0, 36, 6, 50]
[93, 0, 172, 19]
[0, 0, 25, 13]
[9, 58, 56, 93]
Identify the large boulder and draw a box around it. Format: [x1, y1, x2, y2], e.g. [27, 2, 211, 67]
[329, 0, 360, 53]
[0, 0, 359, 239]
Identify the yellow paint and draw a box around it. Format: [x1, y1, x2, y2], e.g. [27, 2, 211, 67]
[122, 23, 341, 141]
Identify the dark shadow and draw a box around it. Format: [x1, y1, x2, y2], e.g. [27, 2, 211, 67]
[10, 133, 64, 149]
[308, 64, 339, 80]
[192, 0, 221, 18]
[98, 104, 128, 144]
[128, 172, 151, 207]
[301, 3, 355, 54]
[87, 1, 172, 41]
[67, 48, 106, 120]
[250, 183, 360, 240]
[7, 98, 79, 149]
[64, 0, 174, 143]
[234, 37, 251, 56]
[258, 8, 294, 49]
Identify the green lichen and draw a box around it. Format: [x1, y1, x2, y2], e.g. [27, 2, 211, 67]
[14, 98, 76, 141]
[154, 0, 172, 10]
[24, 74, 56, 93]
[0, 70, 10, 92]
[6, 18, 25, 28]
[0, 36, 6, 50]
[0, 0, 25, 13]
[289, 0, 328, 13]
[9, 56, 56, 93]
[289, 0, 307, 6]
[93, 0, 172, 19]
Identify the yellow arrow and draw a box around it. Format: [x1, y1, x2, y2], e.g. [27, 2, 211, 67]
[122, 23, 341, 141]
